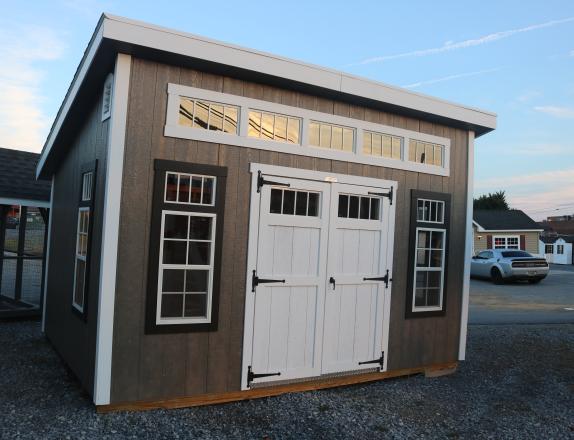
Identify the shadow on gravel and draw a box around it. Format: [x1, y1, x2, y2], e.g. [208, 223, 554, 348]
[1, 320, 573, 439]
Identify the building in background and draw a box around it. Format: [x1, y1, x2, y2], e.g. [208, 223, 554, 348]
[540, 236, 574, 265]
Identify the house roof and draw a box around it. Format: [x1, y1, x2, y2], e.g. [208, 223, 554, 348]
[541, 234, 574, 244]
[36, 13, 497, 179]
[0, 148, 51, 204]
[473, 210, 542, 231]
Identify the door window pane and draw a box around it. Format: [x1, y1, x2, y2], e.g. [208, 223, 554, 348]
[295, 191, 308, 216]
[348, 196, 359, 219]
[282, 190, 295, 215]
[270, 188, 283, 214]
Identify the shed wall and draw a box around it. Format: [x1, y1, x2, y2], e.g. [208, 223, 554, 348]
[110, 57, 470, 403]
[44, 89, 109, 396]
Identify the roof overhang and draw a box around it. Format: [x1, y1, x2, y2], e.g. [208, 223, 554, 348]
[37, 13, 497, 179]
[473, 220, 543, 233]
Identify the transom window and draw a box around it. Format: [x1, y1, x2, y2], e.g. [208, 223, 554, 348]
[413, 228, 445, 310]
[165, 172, 216, 206]
[248, 110, 301, 144]
[494, 236, 519, 249]
[269, 188, 319, 216]
[363, 131, 402, 159]
[338, 194, 381, 220]
[545, 244, 553, 254]
[309, 121, 354, 152]
[417, 199, 444, 223]
[408, 140, 444, 167]
[178, 97, 239, 134]
[82, 172, 93, 201]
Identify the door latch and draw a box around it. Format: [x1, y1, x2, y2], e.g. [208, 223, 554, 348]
[252, 270, 285, 292]
[329, 276, 336, 290]
[363, 269, 392, 288]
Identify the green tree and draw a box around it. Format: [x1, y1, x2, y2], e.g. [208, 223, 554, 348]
[473, 191, 509, 210]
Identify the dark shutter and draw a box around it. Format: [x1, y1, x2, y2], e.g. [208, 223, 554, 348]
[486, 235, 492, 249]
[520, 235, 526, 250]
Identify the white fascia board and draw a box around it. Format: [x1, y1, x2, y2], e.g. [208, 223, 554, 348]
[472, 220, 484, 232]
[479, 229, 544, 233]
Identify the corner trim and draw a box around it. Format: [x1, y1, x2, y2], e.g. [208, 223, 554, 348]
[41, 177, 54, 333]
[93, 53, 131, 405]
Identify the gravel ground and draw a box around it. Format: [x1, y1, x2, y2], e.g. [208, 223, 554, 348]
[0, 320, 572, 439]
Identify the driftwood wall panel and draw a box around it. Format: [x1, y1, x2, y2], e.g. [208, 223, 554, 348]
[110, 57, 470, 403]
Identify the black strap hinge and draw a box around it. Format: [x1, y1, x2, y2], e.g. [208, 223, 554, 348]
[363, 269, 392, 288]
[252, 270, 286, 292]
[247, 366, 281, 387]
[358, 351, 385, 369]
[257, 171, 290, 193]
[368, 186, 393, 205]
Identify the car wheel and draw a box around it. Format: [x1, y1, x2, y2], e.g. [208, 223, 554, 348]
[528, 278, 542, 284]
[491, 268, 504, 285]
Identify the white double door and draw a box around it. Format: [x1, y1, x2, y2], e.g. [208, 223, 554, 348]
[243, 173, 395, 388]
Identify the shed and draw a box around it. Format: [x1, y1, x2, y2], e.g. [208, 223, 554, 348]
[473, 210, 542, 255]
[540, 235, 574, 264]
[0, 147, 51, 317]
[38, 14, 497, 411]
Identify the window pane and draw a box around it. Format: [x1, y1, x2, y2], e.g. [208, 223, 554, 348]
[426, 290, 440, 307]
[162, 269, 185, 292]
[392, 137, 401, 159]
[416, 272, 427, 288]
[188, 242, 210, 265]
[161, 294, 183, 318]
[409, 140, 416, 161]
[179, 98, 194, 127]
[308, 192, 319, 217]
[295, 191, 308, 216]
[186, 270, 209, 292]
[164, 214, 188, 239]
[248, 111, 261, 138]
[189, 217, 211, 240]
[417, 200, 425, 221]
[343, 128, 354, 152]
[287, 118, 300, 144]
[261, 113, 274, 140]
[437, 203, 444, 223]
[416, 249, 429, 267]
[332, 126, 343, 150]
[372, 134, 382, 156]
[417, 230, 430, 248]
[202, 177, 214, 205]
[163, 241, 187, 264]
[166, 173, 178, 201]
[363, 132, 372, 154]
[309, 122, 320, 146]
[416, 142, 425, 163]
[178, 175, 190, 203]
[270, 189, 283, 214]
[209, 104, 224, 131]
[360, 197, 370, 219]
[320, 124, 331, 148]
[190, 176, 202, 204]
[338, 194, 349, 218]
[223, 107, 238, 134]
[283, 190, 295, 215]
[431, 231, 444, 249]
[427, 272, 441, 289]
[275, 115, 287, 142]
[430, 250, 442, 267]
[382, 135, 392, 158]
[349, 196, 359, 219]
[430, 201, 437, 222]
[74, 260, 85, 307]
[370, 198, 380, 220]
[194, 101, 209, 129]
[414, 289, 425, 307]
[434, 146, 443, 166]
[425, 144, 434, 165]
[184, 294, 207, 318]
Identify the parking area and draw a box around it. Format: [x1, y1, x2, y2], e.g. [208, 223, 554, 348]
[470, 264, 574, 324]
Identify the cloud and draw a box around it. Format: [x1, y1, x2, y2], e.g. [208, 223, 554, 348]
[570, 49, 574, 57]
[516, 91, 542, 103]
[512, 144, 574, 156]
[0, 25, 65, 152]
[533, 106, 574, 119]
[402, 68, 500, 89]
[475, 168, 574, 190]
[354, 16, 574, 65]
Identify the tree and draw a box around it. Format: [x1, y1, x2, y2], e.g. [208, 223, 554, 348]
[473, 191, 509, 210]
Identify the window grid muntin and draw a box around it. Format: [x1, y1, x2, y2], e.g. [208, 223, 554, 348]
[178, 97, 239, 134]
[363, 130, 402, 160]
[416, 198, 445, 223]
[164, 171, 217, 206]
[309, 121, 355, 152]
[493, 236, 519, 249]
[247, 110, 301, 144]
[412, 227, 446, 312]
[73, 207, 90, 312]
[269, 188, 320, 217]
[157, 210, 216, 324]
[338, 194, 381, 220]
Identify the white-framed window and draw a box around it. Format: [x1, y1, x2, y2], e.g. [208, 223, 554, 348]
[178, 97, 239, 134]
[557, 244, 564, 255]
[416, 199, 445, 223]
[248, 110, 301, 144]
[545, 244, 553, 254]
[337, 193, 381, 220]
[363, 131, 402, 159]
[408, 139, 444, 167]
[269, 188, 320, 216]
[101, 73, 113, 121]
[493, 236, 519, 249]
[82, 172, 93, 201]
[156, 211, 216, 324]
[164, 172, 216, 206]
[412, 227, 446, 312]
[308, 121, 354, 152]
[73, 207, 90, 312]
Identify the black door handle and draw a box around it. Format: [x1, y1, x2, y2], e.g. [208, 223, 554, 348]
[329, 277, 336, 290]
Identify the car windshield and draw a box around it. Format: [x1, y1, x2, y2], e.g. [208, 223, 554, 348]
[501, 251, 532, 258]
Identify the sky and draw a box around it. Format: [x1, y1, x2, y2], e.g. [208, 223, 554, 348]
[1, 0, 573, 220]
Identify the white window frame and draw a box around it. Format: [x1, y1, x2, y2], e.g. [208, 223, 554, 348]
[308, 120, 355, 151]
[178, 97, 239, 134]
[247, 109, 301, 145]
[163, 172, 217, 206]
[165, 84, 451, 177]
[493, 235, 520, 250]
[412, 226, 446, 313]
[363, 130, 403, 160]
[544, 244, 554, 254]
[156, 210, 217, 325]
[416, 198, 445, 223]
[73, 207, 90, 312]
[101, 73, 114, 121]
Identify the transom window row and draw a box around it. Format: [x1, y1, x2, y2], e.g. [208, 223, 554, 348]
[179, 98, 239, 133]
[363, 131, 402, 160]
[165, 172, 215, 206]
[408, 140, 444, 167]
[248, 110, 301, 144]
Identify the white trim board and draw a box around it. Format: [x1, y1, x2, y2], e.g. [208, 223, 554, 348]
[0, 197, 50, 208]
[93, 53, 131, 406]
[166, 84, 451, 177]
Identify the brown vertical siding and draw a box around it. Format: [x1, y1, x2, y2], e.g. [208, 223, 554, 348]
[110, 57, 470, 403]
[44, 88, 109, 396]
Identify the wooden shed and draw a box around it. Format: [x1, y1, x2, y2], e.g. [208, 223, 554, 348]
[38, 14, 497, 411]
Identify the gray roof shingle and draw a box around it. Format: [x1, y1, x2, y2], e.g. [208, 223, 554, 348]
[0, 148, 51, 202]
[473, 209, 540, 231]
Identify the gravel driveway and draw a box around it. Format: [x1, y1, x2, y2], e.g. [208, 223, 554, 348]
[1, 320, 572, 439]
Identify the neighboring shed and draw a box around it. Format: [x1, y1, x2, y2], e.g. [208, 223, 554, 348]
[37, 14, 496, 411]
[540, 235, 574, 265]
[0, 147, 51, 317]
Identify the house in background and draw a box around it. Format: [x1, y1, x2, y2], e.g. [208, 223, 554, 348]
[0, 147, 51, 318]
[540, 236, 574, 265]
[37, 14, 496, 411]
[473, 210, 542, 255]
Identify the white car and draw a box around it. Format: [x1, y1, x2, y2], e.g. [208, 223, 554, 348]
[471, 249, 549, 284]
